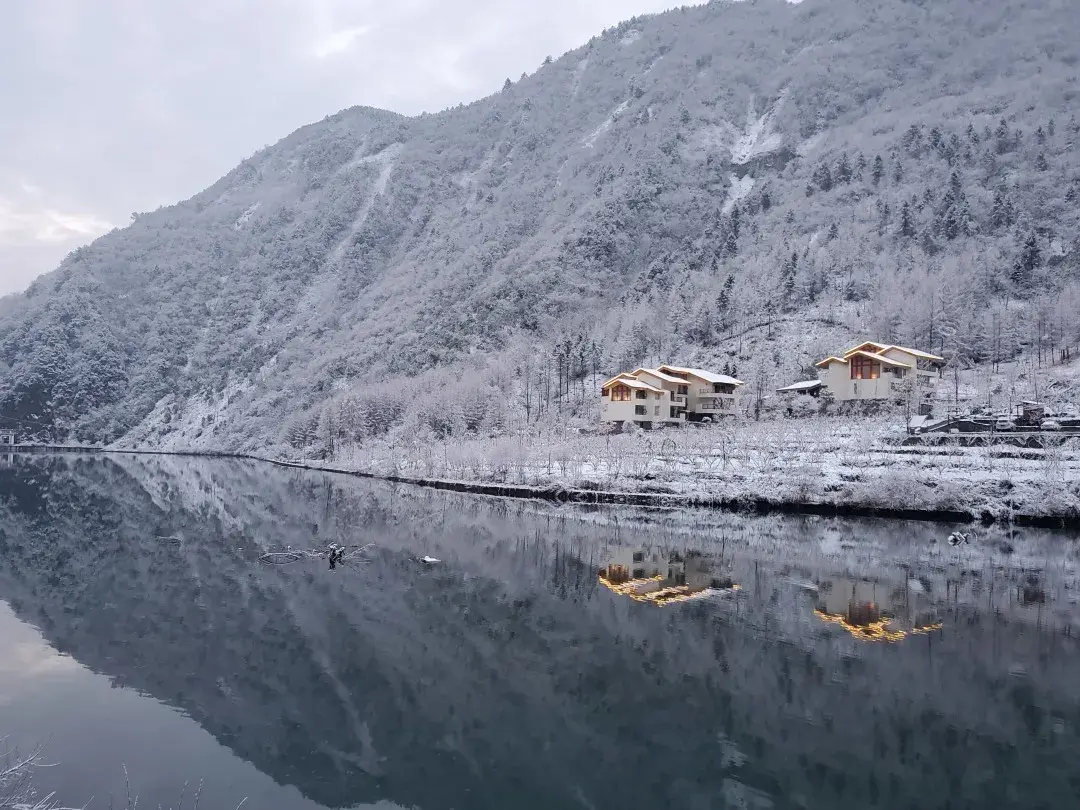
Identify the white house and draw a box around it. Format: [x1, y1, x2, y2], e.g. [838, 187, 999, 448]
[814, 341, 945, 404]
[0, 429, 15, 446]
[600, 365, 743, 427]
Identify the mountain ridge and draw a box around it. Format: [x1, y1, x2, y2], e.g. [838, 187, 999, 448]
[1, 0, 1078, 451]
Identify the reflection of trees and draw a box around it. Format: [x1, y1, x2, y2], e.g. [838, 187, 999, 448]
[0, 455, 1078, 809]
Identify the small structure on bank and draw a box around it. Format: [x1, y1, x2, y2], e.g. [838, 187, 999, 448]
[0, 428, 16, 446]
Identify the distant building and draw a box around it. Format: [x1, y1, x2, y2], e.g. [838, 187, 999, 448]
[0, 428, 15, 446]
[600, 365, 743, 427]
[775, 379, 824, 398]
[812, 341, 945, 404]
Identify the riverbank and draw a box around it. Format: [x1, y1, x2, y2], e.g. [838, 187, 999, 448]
[15, 415, 1080, 528]
[270, 418, 1080, 527]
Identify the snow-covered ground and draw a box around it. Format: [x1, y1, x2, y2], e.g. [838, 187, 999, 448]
[301, 416, 1080, 521]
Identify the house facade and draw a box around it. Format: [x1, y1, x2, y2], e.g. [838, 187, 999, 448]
[600, 365, 743, 427]
[0, 429, 15, 446]
[814, 341, 945, 405]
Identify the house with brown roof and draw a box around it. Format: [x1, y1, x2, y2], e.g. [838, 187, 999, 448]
[813, 341, 945, 404]
[600, 365, 743, 427]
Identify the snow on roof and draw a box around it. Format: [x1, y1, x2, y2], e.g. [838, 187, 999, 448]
[659, 365, 745, 386]
[621, 378, 665, 393]
[815, 356, 847, 368]
[842, 341, 890, 356]
[845, 350, 911, 368]
[776, 379, 823, 393]
[841, 341, 945, 363]
[600, 372, 635, 388]
[632, 367, 689, 384]
[881, 345, 946, 363]
[601, 376, 664, 393]
[818, 349, 914, 369]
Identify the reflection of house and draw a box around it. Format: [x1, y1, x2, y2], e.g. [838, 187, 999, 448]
[599, 547, 736, 606]
[600, 366, 743, 428]
[812, 341, 945, 405]
[814, 577, 941, 643]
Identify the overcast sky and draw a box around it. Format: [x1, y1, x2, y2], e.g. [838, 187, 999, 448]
[0, 0, 699, 297]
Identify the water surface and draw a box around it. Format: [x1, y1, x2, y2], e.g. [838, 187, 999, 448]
[1, 453, 1078, 809]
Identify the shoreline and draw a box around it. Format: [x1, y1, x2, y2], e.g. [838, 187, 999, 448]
[9, 444, 1079, 530]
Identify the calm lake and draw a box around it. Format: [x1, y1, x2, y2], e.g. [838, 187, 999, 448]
[1, 453, 1078, 810]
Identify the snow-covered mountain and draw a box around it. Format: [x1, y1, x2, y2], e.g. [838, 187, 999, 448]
[1, 0, 1078, 450]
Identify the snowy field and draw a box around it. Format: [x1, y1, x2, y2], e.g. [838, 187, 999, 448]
[307, 416, 1080, 521]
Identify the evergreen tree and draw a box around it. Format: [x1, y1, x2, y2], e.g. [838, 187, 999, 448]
[871, 155, 885, 186]
[1048, 119, 1056, 137]
[828, 222, 839, 241]
[760, 187, 771, 211]
[899, 202, 915, 237]
[995, 118, 1012, 153]
[1035, 125, 1046, 145]
[966, 123, 979, 144]
[814, 163, 833, 192]
[835, 152, 852, 184]
[1011, 232, 1041, 290]
[1035, 152, 1049, 171]
[991, 190, 1010, 231]
[902, 123, 923, 154]
[892, 158, 904, 184]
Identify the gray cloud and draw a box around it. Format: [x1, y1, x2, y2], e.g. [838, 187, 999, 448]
[0, 0, 696, 296]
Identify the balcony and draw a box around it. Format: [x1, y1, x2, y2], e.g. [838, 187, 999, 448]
[670, 394, 687, 405]
[697, 387, 735, 396]
[697, 396, 738, 413]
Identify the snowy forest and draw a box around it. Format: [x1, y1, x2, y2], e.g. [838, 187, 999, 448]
[0, 0, 1078, 453]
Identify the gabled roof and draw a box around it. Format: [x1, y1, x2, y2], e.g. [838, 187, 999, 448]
[885, 345, 946, 363]
[846, 349, 911, 369]
[841, 341, 945, 363]
[843, 341, 891, 357]
[658, 365, 745, 387]
[600, 372, 635, 388]
[631, 367, 688, 385]
[815, 356, 847, 368]
[601, 375, 664, 393]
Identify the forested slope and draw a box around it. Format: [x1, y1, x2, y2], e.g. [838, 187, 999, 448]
[1, 0, 1078, 450]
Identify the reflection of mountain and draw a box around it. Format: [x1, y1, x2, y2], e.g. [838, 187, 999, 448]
[1, 455, 1080, 809]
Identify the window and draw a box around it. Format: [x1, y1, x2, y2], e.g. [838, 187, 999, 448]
[601, 389, 609, 397]
[611, 385, 631, 401]
[677, 385, 688, 395]
[633, 568, 646, 579]
[850, 356, 878, 380]
[635, 390, 647, 399]
[635, 405, 647, 415]
[632, 552, 644, 563]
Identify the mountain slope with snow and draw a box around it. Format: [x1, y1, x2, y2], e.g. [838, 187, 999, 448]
[0, 0, 1078, 450]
